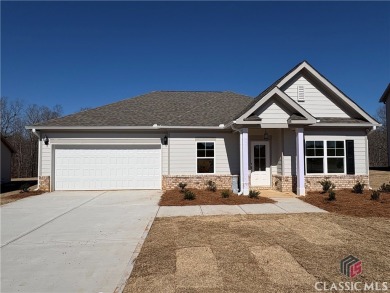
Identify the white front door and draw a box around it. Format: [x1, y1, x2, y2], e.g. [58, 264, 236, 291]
[250, 141, 271, 186]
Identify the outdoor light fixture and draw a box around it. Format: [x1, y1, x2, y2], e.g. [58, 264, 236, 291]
[163, 135, 168, 145]
[263, 130, 269, 140]
[43, 135, 49, 145]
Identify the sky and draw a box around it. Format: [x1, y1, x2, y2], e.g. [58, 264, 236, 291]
[2, 1, 389, 117]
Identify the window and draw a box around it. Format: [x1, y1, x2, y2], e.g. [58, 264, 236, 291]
[305, 141, 324, 173]
[327, 141, 344, 173]
[197, 142, 214, 173]
[305, 140, 345, 174]
[253, 144, 266, 171]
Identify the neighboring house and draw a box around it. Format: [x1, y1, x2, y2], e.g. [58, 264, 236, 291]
[26, 61, 379, 195]
[379, 83, 390, 166]
[1, 135, 15, 184]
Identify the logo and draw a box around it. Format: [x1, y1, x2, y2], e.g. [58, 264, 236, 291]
[340, 255, 362, 278]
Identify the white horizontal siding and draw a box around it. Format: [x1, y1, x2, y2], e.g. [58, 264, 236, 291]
[41, 141, 52, 176]
[257, 102, 290, 124]
[283, 76, 349, 118]
[283, 129, 296, 176]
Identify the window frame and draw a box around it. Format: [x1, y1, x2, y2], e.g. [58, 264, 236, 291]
[305, 140, 346, 175]
[195, 141, 216, 174]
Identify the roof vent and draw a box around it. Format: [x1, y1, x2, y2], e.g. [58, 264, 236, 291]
[297, 85, 305, 102]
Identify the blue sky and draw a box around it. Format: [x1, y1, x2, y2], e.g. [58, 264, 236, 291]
[2, 1, 389, 117]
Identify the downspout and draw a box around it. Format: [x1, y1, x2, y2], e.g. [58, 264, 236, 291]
[231, 122, 243, 195]
[32, 129, 41, 191]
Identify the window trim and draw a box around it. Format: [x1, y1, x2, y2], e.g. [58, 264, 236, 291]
[305, 140, 346, 175]
[195, 141, 216, 174]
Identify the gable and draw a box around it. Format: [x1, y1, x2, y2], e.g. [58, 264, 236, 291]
[282, 76, 350, 118]
[254, 101, 290, 124]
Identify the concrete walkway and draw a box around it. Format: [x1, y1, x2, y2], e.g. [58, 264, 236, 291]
[1, 190, 161, 293]
[157, 197, 326, 217]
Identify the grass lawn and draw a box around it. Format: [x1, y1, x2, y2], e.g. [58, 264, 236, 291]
[300, 190, 390, 218]
[159, 189, 275, 206]
[0, 190, 45, 206]
[124, 213, 390, 293]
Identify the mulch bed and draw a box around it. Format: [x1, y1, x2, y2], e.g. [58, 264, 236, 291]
[1, 191, 46, 206]
[159, 189, 275, 206]
[300, 189, 390, 218]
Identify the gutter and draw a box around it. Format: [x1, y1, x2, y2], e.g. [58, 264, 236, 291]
[25, 125, 226, 131]
[231, 121, 243, 195]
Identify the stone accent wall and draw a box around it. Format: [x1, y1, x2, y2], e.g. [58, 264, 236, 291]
[272, 175, 297, 192]
[305, 175, 369, 191]
[162, 175, 233, 190]
[39, 176, 50, 191]
[271, 174, 369, 193]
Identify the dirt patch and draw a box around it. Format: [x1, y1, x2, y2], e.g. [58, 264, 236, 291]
[159, 189, 275, 206]
[124, 214, 390, 293]
[300, 189, 390, 218]
[0, 191, 46, 206]
[370, 169, 390, 189]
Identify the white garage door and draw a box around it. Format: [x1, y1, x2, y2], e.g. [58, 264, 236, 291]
[54, 145, 161, 190]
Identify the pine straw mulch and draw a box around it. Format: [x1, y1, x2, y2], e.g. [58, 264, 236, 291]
[159, 189, 275, 206]
[124, 213, 390, 293]
[300, 189, 390, 218]
[0, 191, 46, 206]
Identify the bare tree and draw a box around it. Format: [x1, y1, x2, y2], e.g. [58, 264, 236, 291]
[368, 105, 387, 167]
[0, 97, 24, 136]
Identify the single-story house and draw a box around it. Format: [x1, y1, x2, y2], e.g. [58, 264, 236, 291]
[27, 61, 379, 195]
[379, 83, 390, 166]
[1, 135, 15, 184]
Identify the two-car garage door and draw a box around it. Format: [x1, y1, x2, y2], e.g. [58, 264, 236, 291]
[54, 145, 161, 190]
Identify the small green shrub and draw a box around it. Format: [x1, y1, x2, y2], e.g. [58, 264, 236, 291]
[352, 181, 365, 194]
[184, 190, 196, 200]
[328, 190, 336, 201]
[206, 180, 217, 192]
[248, 190, 260, 199]
[20, 183, 30, 193]
[178, 182, 187, 193]
[221, 190, 230, 198]
[379, 182, 390, 192]
[371, 190, 380, 201]
[318, 179, 335, 193]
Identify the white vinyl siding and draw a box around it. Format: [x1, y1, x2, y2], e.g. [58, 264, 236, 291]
[283, 76, 350, 118]
[282, 129, 296, 176]
[256, 102, 290, 124]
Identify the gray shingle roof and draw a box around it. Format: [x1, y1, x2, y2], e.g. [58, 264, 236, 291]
[316, 117, 369, 124]
[34, 91, 253, 127]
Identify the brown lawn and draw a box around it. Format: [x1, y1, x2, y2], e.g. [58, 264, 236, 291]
[124, 213, 390, 293]
[369, 169, 390, 189]
[300, 189, 390, 218]
[0, 191, 46, 206]
[159, 189, 275, 206]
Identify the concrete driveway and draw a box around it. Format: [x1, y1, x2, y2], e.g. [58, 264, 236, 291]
[1, 190, 161, 293]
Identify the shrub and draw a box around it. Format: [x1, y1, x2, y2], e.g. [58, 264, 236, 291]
[248, 190, 260, 199]
[328, 190, 336, 201]
[20, 183, 30, 193]
[371, 190, 380, 201]
[183, 190, 196, 200]
[379, 182, 390, 192]
[318, 179, 335, 193]
[221, 190, 230, 198]
[206, 180, 217, 192]
[178, 182, 187, 193]
[352, 181, 365, 194]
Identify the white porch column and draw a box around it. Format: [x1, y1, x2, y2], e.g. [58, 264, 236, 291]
[241, 128, 249, 195]
[296, 128, 305, 196]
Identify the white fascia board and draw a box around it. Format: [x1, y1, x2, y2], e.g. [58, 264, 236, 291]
[235, 87, 316, 125]
[26, 125, 225, 131]
[276, 61, 379, 125]
[311, 123, 380, 127]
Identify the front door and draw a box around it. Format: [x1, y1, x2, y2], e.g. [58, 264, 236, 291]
[250, 141, 271, 186]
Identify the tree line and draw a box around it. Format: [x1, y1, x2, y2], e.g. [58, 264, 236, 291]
[1, 97, 63, 178]
[0, 96, 388, 179]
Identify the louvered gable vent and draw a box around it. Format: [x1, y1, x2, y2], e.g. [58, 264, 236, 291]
[297, 85, 305, 102]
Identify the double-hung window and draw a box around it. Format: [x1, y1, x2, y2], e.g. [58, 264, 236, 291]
[305, 140, 345, 174]
[197, 142, 214, 173]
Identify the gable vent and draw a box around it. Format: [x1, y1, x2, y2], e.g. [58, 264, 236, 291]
[297, 85, 305, 102]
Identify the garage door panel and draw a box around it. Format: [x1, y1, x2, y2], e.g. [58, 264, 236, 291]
[54, 145, 161, 190]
